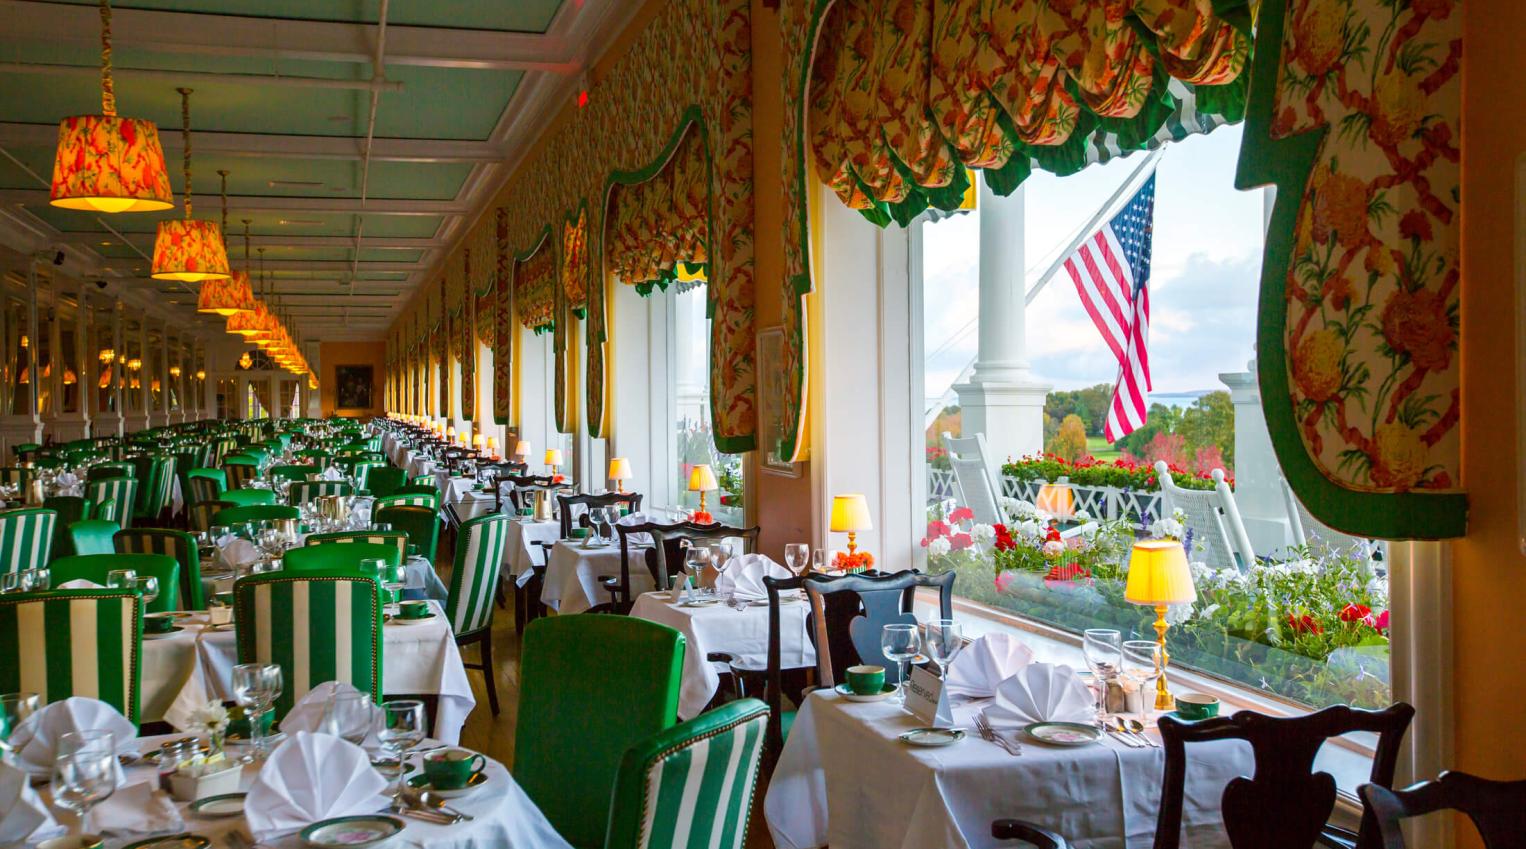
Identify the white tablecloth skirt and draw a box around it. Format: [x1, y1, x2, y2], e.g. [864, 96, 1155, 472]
[506, 519, 559, 586]
[542, 541, 655, 615]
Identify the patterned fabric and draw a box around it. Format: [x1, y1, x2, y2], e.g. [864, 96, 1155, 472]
[562, 209, 590, 315]
[462, 250, 477, 423]
[50, 115, 174, 212]
[304, 532, 408, 560]
[151, 218, 231, 280]
[446, 514, 510, 636]
[86, 477, 139, 531]
[288, 482, 355, 506]
[113, 528, 203, 610]
[223, 461, 258, 490]
[233, 572, 382, 719]
[494, 209, 513, 424]
[516, 238, 556, 333]
[375, 493, 438, 511]
[0, 589, 143, 723]
[186, 469, 225, 504]
[0, 509, 57, 571]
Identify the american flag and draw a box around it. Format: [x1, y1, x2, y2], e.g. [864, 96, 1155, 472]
[1063, 174, 1157, 442]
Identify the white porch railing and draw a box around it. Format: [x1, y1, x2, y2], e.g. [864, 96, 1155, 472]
[927, 466, 1165, 527]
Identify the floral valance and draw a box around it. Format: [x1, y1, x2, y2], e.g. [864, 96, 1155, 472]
[493, 208, 513, 425]
[475, 285, 495, 348]
[562, 208, 589, 317]
[607, 125, 711, 296]
[516, 244, 556, 333]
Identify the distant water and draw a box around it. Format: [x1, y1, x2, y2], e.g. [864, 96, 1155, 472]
[1150, 390, 1210, 410]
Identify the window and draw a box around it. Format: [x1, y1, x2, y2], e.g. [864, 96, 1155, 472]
[915, 127, 1391, 711]
[669, 283, 743, 524]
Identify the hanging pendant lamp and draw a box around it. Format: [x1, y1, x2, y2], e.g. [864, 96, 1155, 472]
[50, 0, 173, 213]
[197, 178, 256, 315]
[228, 248, 270, 338]
[152, 88, 230, 282]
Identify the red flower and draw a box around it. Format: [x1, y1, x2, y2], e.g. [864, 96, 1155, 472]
[924, 519, 951, 541]
[1045, 563, 1090, 582]
[992, 523, 1015, 552]
[1365, 609, 1390, 634]
[949, 506, 975, 524]
[1339, 603, 1371, 623]
[949, 533, 973, 551]
[1286, 613, 1323, 635]
[1044, 525, 1062, 543]
[1399, 211, 1432, 242]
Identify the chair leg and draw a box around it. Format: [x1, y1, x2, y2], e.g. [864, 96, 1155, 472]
[478, 630, 500, 716]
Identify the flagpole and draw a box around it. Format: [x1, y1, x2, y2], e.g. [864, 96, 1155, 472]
[1023, 148, 1163, 306]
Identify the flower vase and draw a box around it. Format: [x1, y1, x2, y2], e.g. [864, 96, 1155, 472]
[207, 729, 227, 764]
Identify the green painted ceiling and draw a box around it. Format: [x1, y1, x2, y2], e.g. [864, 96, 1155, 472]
[44, 0, 566, 32]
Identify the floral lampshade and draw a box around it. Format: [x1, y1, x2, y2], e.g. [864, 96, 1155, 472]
[151, 218, 231, 282]
[197, 270, 256, 316]
[227, 301, 269, 338]
[307, 373, 318, 390]
[50, 115, 174, 213]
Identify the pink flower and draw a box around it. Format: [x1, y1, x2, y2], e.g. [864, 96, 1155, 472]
[1365, 609, 1390, 634]
[924, 520, 951, 541]
[949, 506, 975, 524]
[1339, 603, 1371, 623]
[993, 571, 1018, 593]
[949, 532, 973, 551]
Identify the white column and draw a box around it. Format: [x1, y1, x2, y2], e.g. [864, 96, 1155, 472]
[1219, 357, 1291, 555]
[953, 174, 1050, 463]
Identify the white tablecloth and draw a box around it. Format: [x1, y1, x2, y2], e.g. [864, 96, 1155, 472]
[405, 451, 437, 480]
[542, 541, 654, 615]
[144, 602, 477, 744]
[201, 554, 449, 605]
[455, 491, 499, 522]
[434, 473, 479, 510]
[765, 691, 1254, 849]
[506, 519, 559, 585]
[630, 591, 815, 719]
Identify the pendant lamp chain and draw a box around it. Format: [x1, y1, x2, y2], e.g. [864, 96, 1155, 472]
[178, 87, 193, 219]
[98, 0, 115, 116]
[242, 218, 251, 268]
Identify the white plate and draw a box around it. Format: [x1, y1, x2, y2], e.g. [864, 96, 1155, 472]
[899, 727, 965, 747]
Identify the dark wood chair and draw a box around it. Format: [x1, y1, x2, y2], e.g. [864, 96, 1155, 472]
[1359, 772, 1526, 849]
[599, 521, 760, 613]
[800, 569, 956, 688]
[555, 491, 644, 539]
[500, 474, 556, 514]
[992, 820, 1070, 848]
[1153, 703, 1415, 849]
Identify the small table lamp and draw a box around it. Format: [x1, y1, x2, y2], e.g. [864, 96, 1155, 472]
[1124, 539, 1197, 711]
[829, 494, 872, 556]
[514, 440, 531, 462]
[544, 448, 563, 477]
[486, 436, 499, 459]
[688, 464, 718, 523]
[609, 457, 633, 493]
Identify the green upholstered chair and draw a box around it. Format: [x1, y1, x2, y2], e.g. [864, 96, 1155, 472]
[393, 484, 441, 501]
[186, 468, 226, 503]
[268, 464, 317, 483]
[0, 508, 57, 571]
[50, 553, 179, 613]
[282, 542, 400, 571]
[11, 443, 40, 461]
[304, 531, 408, 561]
[131, 455, 177, 524]
[351, 462, 385, 494]
[172, 450, 198, 507]
[604, 698, 770, 849]
[409, 474, 434, 487]
[446, 514, 511, 715]
[42, 496, 86, 564]
[287, 481, 354, 506]
[188, 500, 235, 534]
[115, 528, 203, 609]
[375, 505, 438, 564]
[363, 466, 405, 499]
[64, 520, 119, 557]
[0, 467, 33, 487]
[86, 462, 134, 482]
[232, 569, 383, 719]
[515, 616, 685, 849]
[293, 449, 330, 465]
[375, 492, 439, 512]
[0, 588, 143, 723]
[213, 505, 299, 527]
[85, 476, 139, 529]
[223, 459, 260, 490]
[220, 489, 277, 507]
[210, 438, 238, 466]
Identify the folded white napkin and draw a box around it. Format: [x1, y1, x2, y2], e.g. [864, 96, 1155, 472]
[714, 554, 792, 600]
[218, 539, 261, 569]
[93, 781, 182, 835]
[56, 579, 104, 590]
[945, 633, 1036, 700]
[277, 683, 383, 751]
[0, 760, 61, 844]
[244, 732, 391, 840]
[9, 697, 137, 778]
[56, 473, 79, 487]
[982, 662, 1094, 728]
[322, 468, 344, 481]
[615, 511, 652, 545]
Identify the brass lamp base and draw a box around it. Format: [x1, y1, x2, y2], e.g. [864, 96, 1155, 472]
[1152, 603, 1176, 711]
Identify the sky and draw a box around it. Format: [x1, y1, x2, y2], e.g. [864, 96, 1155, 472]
[921, 124, 1267, 409]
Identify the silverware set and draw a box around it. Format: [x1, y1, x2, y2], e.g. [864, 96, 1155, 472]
[973, 713, 1022, 756]
[1105, 716, 1158, 748]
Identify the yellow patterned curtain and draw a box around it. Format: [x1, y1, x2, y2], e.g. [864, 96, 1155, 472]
[493, 209, 513, 425]
[516, 244, 556, 333]
[605, 127, 710, 296]
[562, 209, 589, 317]
[810, 0, 1251, 225]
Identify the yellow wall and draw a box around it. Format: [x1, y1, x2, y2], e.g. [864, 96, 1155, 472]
[320, 341, 386, 418]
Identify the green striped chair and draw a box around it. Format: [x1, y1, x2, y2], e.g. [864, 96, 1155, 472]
[64, 520, 119, 557]
[0, 508, 57, 571]
[0, 467, 34, 487]
[221, 489, 277, 507]
[186, 468, 226, 503]
[131, 455, 177, 524]
[375, 505, 438, 564]
[288, 481, 354, 506]
[213, 505, 299, 527]
[604, 699, 769, 849]
[268, 465, 317, 483]
[233, 569, 383, 720]
[283, 542, 400, 571]
[0, 588, 143, 724]
[86, 477, 139, 529]
[515, 616, 685, 849]
[50, 553, 179, 613]
[375, 492, 439, 511]
[409, 474, 435, 487]
[115, 528, 203, 609]
[446, 514, 511, 715]
[363, 466, 405, 499]
[189, 500, 235, 534]
[305, 531, 408, 561]
[42, 496, 86, 563]
[351, 462, 385, 494]
[294, 449, 331, 465]
[11, 443, 40, 462]
[86, 462, 134, 483]
[210, 438, 239, 466]
[223, 458, 260, 490]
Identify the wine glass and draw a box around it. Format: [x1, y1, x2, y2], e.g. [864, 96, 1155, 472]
[784, 543, 809, 575]
[371, 559, 403, 609]
[52, 730, 117, 836]
[105, 569, 136, 591]
[1083, 629, 1123, 727]
[0, 692, 40, 749]
[0, 573, 20, 595]
[232, 663, 283, 761]
[880, 623, 922, 704]
[1121, 640, 1163, 727]
[133, 575, 159, 611]
[378, 699, 426, 796]
[924, 619, 964, 680]
[812, 548, 828, 573]
[322, 690, 376, 748]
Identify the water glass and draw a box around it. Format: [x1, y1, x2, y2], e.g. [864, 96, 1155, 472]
[0, 692, 40, 745]
[0, 573, 20, 595]
[21, 568, 49, 592]
[880, 623, 922, 705]
[52, 731, 117, 836]
[106, 569, 136, 591]
[321, 691, 375, 748]
[232, 663, 284, 760]
[133, 575, 159, 609]
[1083, 629, 1123, 725]
[1121, 640, 1163, 725]
[924, 619, 964, 679]
[784, 543, 809, 574]
[378, 699, 426, 789]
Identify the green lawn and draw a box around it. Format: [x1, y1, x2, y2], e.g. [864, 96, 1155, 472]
[1086, 434, 1125, 461]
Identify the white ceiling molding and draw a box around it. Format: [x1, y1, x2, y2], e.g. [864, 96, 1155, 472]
[0, 122, 502, 164]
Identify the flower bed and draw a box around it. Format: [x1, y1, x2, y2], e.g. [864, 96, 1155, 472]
[1002, 454, 1230, 492]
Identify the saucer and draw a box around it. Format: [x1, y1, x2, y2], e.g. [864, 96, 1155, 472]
[389, 612, 436, 625]
[406, 770, 487, 799]
[833, 683, 896, 703]
[899, 727, 964, 747]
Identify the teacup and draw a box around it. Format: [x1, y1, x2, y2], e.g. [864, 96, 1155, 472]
[422, 748, 486, 790]
[845, 664, 885, 696]
[144, 614, 175, 634]
[1175, 692, 1220, 720]
[398, 600, 430, 620]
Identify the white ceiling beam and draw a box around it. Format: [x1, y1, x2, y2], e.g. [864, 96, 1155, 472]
[0, 190, 466, 215]
[105, 258, 422, 272]
[58, 231, 443, 250]
[0, 122, 500, 164]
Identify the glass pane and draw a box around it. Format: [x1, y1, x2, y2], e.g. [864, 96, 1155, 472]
[33, 307, 52, 417]
[280, 379, 300, 419]
[124, 318, 142, 413]
[217, 378, 236, 419]
[672, 285, 743, 525]
[59, 301, 79, 415]
[147, 327, 163, 411]
[5, 295, 30, 416]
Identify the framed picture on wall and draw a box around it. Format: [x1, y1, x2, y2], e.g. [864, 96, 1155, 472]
[757, 326, 801, 477]
[335, 365, 374, 410]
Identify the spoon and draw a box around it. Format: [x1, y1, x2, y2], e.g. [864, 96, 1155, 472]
[417, 789, 475, 821]
[1126, 718, 1159, 748]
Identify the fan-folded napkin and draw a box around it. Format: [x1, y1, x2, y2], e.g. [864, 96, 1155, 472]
[944, 633, 1035, 699]
[614, 511, 651, 545]
[0, 760, 60, 844]
[714, 554, 792, 600]
[981, 662, 1094, 728]
[92, 780, 182, 835]
[8, 697, 137, 778]
[278, 683, 383, 751]
[55, 579, 104, 590]
[244, 731, 391, 840]
[218, 539, 261, 569]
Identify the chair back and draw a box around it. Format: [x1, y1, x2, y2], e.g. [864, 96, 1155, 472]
[375, 492, 438, 512]
[446, 514, 510, 637]
[42, 496, 85, 562]
[85, 476, 138, 529]
[288, 481, 354, 506]
[268, 464, 317, 483]
[503, 474, 556, 511]
[213, 505, 300, 526]
[114, 528, 202, 609]
[605, 699, 769, 849]
[85, 462, 133, 482]
[801, 570, 955, 688]
[1154, 461, 1256, 571]
[131, 455, 176, 522]
[186, 468, 227, 503]
[293, 449, 331, 465]
[221, 489, 277, 507]
[304, 531, 408, 561]
[555, 491, 644, 539]
[223, 459, 260, 490]
[1153, 703, 1416, 849]
[1359, 772, 1526, 849]
[0, 588, 143, 723]
[942, 431, 1004, 525]
[351, 461, 385, 493]
[50, 553, 179, 613]
[188, 500, 236, 533]
[66, 519, 119, 557]
[0, 508, 57, 571]
[364, 466, 405, 498]
[232, 569, 383, 719]
[283, 543, 400, 571]
[375, 505, 438, 563]
[515, 615, 685, 849]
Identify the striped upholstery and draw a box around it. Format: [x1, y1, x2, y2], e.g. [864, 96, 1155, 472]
[304, 531, 407, 560]
[86, 477, 139, 529]
[213, 505, 299, 526]
[0, 467, 33, 486]
[288, 482, 354, 506]
[0, 509, 56, 571]
[607, 699, 770, 849]
[188, 500, 235, 534]
[133, 456, 177, 522]
[114, 528, 203, 609]
[409, 475, 434, 486]
[86, 462, 134, 482]
[210, 438, 239, 466]
[51, 553, 179, 613]
[269, 465, 317, 483]
[0, 589, 143, 723]
[375, 505, 438, 564]
[221, 489, 277, 507]
[223, 460, 259, 490]
[351, 462, 385, 493]
[233, 570, 383, 719]
[284, 543, 400, 571]
[186, 469, 226, 503]
[375, 493, 438, 511]
[446, 514, 510, 636]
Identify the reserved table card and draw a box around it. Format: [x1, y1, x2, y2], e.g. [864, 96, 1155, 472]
[906, 666, 953, 727]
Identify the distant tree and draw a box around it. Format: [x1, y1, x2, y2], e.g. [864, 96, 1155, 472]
[1143, 431, 1189, 469]
[1193, 445, 1227, 477]
[1044, 384, 1114, 435]
[1046, 414, 1089, 462]
[1113, 402, 1182, 456]
[1177, 391, 1235, 467]
[1042, 411, 1058, 445]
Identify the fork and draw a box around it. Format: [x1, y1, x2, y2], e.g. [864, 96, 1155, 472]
[974, 713, 1022, 756]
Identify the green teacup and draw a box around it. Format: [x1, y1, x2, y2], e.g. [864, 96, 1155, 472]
[845, 664, 885, 696]
[398, 600, 430, 620]
[1175, 692, 1220, 720]
[422, 748, 486, 790]
[144, 614, 175, 634]
[214, 591, 234, 607]
[569, 527, 591, 540]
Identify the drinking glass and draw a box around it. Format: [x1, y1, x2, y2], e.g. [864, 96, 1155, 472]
[714, 543, 736, 575]
[321, 691, 375, 748]
[1083, 629, 1123, 726]
[232, 663, 283, 760]
[378, 699, 426, 793]
[53, 730, 117, 835]
[133, 575, 159, 610]
[812, 548, 828, 573]
[1121, 640, 1163, 726]
[105, 569, 136, 591]
[880, 623, 922, 705]
[924, 619, 964, 679]
[784, 543, 809, 575]
[371, 559, 404, 607]
[0, 692, 40, 747]
[0, 573, 20, 594]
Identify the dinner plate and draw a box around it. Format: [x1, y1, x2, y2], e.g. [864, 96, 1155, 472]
[300, 815, 405, 848]
[833, 683, 896, 703]
[1023, 722, 1103, 747]
[899, 727, 965, 747]
[406, 770, 487, 799]
[205, 622, 236, 632]
[122, 834, 212, 849]
[189, 793, 246, 818]
[679, 598, 720, 608]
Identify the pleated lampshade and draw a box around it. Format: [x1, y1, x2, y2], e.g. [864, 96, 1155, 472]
[152, 218, 230, 282]
[197, 269, 256, 316]
[226, 300, 269, 338]
[50, 115, 174, 213]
